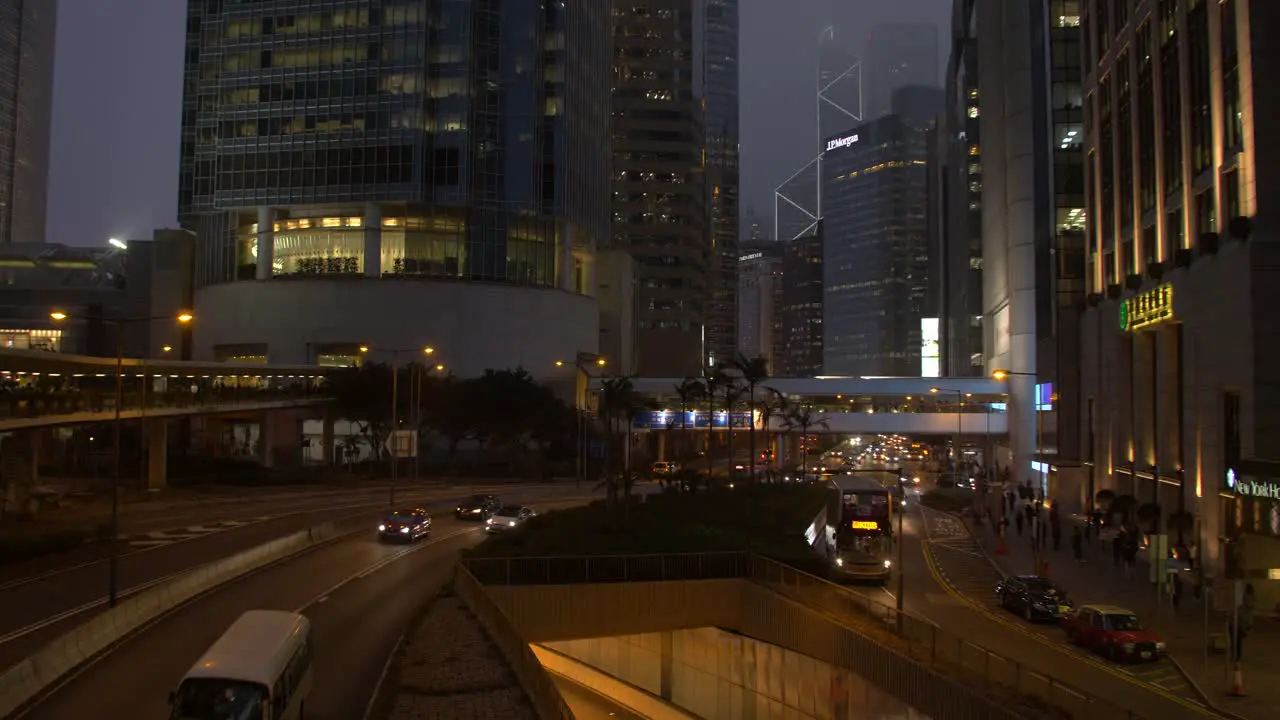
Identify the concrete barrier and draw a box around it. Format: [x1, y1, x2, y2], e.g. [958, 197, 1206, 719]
[0, 521, 338, 718]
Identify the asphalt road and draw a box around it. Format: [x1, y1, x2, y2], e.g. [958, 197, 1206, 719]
[19, 492, 600, 720]
[858, 493, 1222, 720]
[0, 482, 586, 676]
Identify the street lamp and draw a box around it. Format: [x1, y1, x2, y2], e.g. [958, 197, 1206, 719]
[555, 354, 607, 488]
[49, 309, 193, 607]
[929, 387, 969, 471]
[362, 345, 436, 506]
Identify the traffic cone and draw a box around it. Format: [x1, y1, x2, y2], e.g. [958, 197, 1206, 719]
[1228, 663, 1246, 697]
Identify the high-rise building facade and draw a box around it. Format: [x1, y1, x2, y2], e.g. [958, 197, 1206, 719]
[611, 0, 709, 377]
[0, 0, 56, 243]
[703, 0, 740, 369]
[821, 112, 932, 377]
[1078, 0, 1280, 593]
[736, 243, 782, 372]
[975, 0, 1086, 496]
[866, 23, 940, 120]
[938, 0, 984, 378]
[780, 225, 823, 377]
[179, 1, 611, 374]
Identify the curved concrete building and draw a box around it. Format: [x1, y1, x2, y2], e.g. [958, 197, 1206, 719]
[178, 2, 612, 375]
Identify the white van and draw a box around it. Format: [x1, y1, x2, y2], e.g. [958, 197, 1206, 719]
[170, 610, 313, 720]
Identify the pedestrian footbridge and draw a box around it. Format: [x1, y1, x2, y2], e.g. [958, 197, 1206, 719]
[599, 376, 1009, 436]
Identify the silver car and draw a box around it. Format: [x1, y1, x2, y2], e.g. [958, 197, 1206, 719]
[485, 505, 536, 533]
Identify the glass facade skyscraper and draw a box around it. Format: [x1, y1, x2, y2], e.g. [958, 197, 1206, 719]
[821, 116, 930, 377]
[703, 0, 739, 369]
[0, 0, 56, 244]
[179, 0, 610, 291]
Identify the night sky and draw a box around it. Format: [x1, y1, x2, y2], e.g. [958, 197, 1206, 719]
[46, 0, 949, 246]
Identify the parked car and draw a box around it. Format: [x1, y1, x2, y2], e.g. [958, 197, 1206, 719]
[486, 505, 537, 533]
[377, 509, 432, 543]
[996, 575, 1073, 621]
[455, 494, 500, 520]
[1061, 604, 1166, 662]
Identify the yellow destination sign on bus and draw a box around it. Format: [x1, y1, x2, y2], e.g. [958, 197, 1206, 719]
[850, 520, 879, 531]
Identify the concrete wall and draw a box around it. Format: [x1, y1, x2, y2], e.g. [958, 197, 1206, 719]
[543, 628, 923, 720]
[192, 278, 599, 377]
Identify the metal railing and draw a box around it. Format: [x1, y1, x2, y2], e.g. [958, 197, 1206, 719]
[0, 388, 328, 420]
[452, 562, 574, 720]
[465, 551, 1144, 720]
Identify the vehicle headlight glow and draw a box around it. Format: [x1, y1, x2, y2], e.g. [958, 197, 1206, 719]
[486, 518, 494, 524]
[508, 521, 516, 527]
[883, 559, 892, 568]
[400, 527, 410, 534]
[378, 524, 386, 532]
[835, 557, 844, 567]
[1156, 642, 1166, 650]
[470, 508, 481, 513]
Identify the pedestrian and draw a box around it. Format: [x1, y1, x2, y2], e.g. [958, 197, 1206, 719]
[1234, 583, 1256, 661]
[1112, 529, 1124, 568]
[1071, 526, 1084, 563]
[1170, 571, 1183, 611]
[1015, 510, 1024, 537]
[1123, 532, 1138, 578]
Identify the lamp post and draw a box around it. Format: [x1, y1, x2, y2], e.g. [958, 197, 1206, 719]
[50, 309, 194, 608]
[360, 345, 435, 506]
[556, 354, 607, 488]
[928, 387, 970, 474]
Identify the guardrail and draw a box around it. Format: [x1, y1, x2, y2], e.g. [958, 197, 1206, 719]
[463, 552, 1142, 720]
[453, 563, 573, 720]
[0, 522, 340, 717]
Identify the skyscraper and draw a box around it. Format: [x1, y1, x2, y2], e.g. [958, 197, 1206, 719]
[736, 243, 782, 372]
[179, 1, 612, 374]
[612, 1, 709, 377]
[779, 225, 824, 377]
[821, 100, 935, 377]
[866, 23, 941, 120]
[0, 0, 56, 244]
[703, 0, 740, 370]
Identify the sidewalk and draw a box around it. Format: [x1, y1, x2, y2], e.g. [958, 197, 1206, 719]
[969, 509, 1280, 719]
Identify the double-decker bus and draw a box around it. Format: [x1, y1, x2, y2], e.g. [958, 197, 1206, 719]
[827, 472, 901, 584]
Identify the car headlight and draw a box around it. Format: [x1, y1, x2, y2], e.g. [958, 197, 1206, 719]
[400, 527, 410, 534]
[470, 508, 481, 513]
[508, 521, 516, 527]
[883, 559, 892, 568]
[1155, 642, 1166, 650]
[486, 518, 494, 524]
[1122, 642, 1136, 652]
[378, 524, 386, 532]
[455, 507, 461, 512]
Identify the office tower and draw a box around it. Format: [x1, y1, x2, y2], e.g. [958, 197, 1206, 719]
[975, 1, 1085, 499]
[866, 23, 940, 120]
[938, 0, 983, 378]
[779, 225, 824, 377]
[821, 105, 934, 377]
[178, 1, 612, 374]
[774, 27, 862, 245]
[703, 0, 740, 370]
[1079, 0, 1279, 580]
[736, 243, 783, 372]
[612, 0, 709, 377]
[0, 0, 56, 243]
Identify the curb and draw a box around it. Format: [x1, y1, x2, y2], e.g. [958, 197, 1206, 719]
[0, 520, 341, 718]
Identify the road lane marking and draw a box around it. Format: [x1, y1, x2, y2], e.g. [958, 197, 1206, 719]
[916, 506, 1216, 717]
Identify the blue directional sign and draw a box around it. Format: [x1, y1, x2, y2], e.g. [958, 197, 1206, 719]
[631, 410, 757, 430]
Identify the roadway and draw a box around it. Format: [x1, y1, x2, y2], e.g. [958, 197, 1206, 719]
[17, 490, 600, 720]
[0, 482, 586, 678]
[853, 482, 1222, 719]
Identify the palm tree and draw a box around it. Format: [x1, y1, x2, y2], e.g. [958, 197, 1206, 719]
[711, 364, 744, 480]
[782, 404, 829, 478]
[757, 388, 790, 481]
[732, 354, 770, 482]
[673, 377, 706, 462]
[599, 376, 644, 513]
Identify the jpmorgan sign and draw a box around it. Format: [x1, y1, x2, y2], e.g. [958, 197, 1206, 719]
[826, 134, 860, 152]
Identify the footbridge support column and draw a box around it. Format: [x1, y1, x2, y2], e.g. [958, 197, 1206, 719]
[146, 417, 168, 491]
